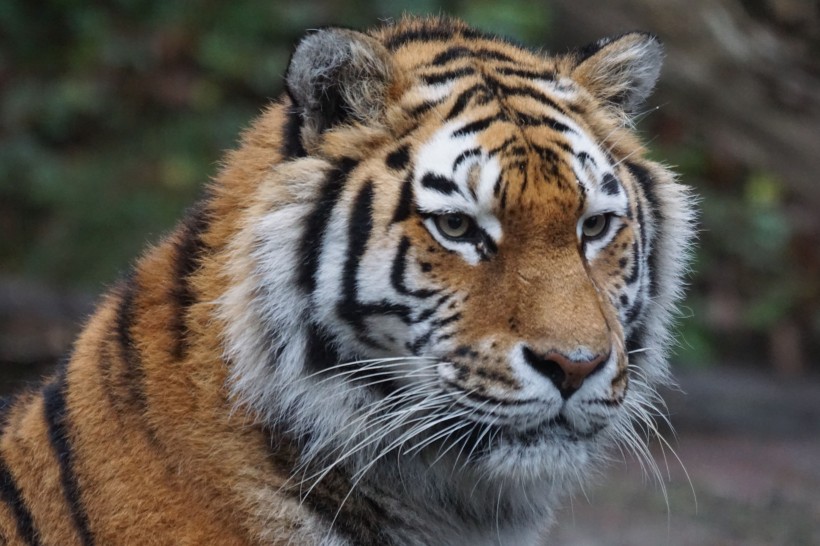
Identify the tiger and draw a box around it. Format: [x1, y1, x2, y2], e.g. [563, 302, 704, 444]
[0, 15, 696, 546]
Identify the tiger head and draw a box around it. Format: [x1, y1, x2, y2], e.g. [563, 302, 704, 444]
[217, 17, 695, 492]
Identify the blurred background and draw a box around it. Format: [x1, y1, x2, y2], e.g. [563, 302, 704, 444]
[1, 0, 818, 543]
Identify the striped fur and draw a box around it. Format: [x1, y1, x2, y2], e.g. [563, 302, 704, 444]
[0, 17, 695, 545]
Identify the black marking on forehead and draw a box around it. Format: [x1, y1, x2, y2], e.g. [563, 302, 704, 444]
[421, 172, 460, 195]
[421, 66, 476, 85]
[452, 147, 482, 171]
[531, 144, 562, 176]
[487, 136, 517, 156]
[515, 112, 573, 133]
[445, 83, 493, 120]
[484, 74, 569, 117]
[601, 173, 621, 195]
[495, 67, 556, 80]
[452, 114, 503, 137]
[431, 46, 515, 66]
[385, 25, 486, 50]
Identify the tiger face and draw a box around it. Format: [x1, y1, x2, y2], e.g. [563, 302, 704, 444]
[221, 17, 694, 497]
[0, 17, 696, 545]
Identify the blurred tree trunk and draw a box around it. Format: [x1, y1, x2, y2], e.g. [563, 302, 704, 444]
[550, 0, 820, 209]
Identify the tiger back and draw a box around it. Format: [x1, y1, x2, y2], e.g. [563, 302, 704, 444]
[0, 16, 695, 546]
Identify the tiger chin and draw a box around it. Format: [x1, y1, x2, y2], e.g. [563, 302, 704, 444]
[0, 16, 695, 546]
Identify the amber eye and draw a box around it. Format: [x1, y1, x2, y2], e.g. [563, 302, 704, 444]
[435, 213, 474, 240]
[581, 214, 610, 240]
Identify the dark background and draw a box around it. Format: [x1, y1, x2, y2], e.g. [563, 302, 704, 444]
[1, 1, 818, 543]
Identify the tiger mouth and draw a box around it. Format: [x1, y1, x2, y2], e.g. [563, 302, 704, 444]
[484, 414, 605, 446]
[416, 413, 606, 463]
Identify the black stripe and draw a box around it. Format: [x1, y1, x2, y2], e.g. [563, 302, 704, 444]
[420, 173, 460, 195]
[337, 181, 375, 334]
[386, 27, 455, 49]
[391, 237, 439, 299]
[623, 239, 642, 285]
[433, 312, 462, 328]
[495, 67, 556, 80]
[531, 144, 562, 177]
[452, 148, 481, 172]
[298, 158, 359, 293]
[493, 173, 503, 197]
[577, 151, 596, 167]
[484, 74, 569, 117]
[43, 370, 95, 546]
[487, 136, 517, 156]
[0, 453, 42, 546]
[626, 161, 661, 298]
[337, 182, 413, 338]
[386, 145, 410, 171]
[624, 296, 644, 325]
[407, 100, 440, 119]
[391, 173, 414, 224]
[421, 66, 475, 85]
[170, 204, 209, 361]
[281, 105, 307, 159]
[385, 25, 487, 50]
[601, 173, 621, 196]
[115, 278, 150, 420]
[452, 115, 501, 138]
[515, 112, 572, 133]
[431, 46, 514, 66]
[432, 46, 473, 66]
[445, 84, 491, 121]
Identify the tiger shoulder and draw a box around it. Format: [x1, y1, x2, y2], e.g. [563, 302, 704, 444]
[0, 15, 696, 546]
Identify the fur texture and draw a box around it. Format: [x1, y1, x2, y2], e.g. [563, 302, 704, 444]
[0, 16, 695, 546]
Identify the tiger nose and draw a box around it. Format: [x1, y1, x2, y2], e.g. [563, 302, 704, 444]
[521, 347, 609, 399]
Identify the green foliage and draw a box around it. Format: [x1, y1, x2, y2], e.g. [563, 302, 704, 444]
[0, 0, 551, 289]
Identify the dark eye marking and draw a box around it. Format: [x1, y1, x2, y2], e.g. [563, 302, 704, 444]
[601, 173, 621, 195]
[421, 173, 460, 195]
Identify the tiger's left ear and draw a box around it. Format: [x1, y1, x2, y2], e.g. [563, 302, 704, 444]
[570, 32, 664, 114]
[286, 28, 394, 152]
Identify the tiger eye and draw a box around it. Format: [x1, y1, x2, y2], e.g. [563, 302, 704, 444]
[581, 214, 609, 240]
[435, 213, 473, 239]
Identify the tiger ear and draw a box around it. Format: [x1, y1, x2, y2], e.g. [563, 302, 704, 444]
[570, 32, 663, 114]
[285, 28, 394, 151]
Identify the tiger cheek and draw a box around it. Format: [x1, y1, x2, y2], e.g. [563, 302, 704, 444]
[589, 221, 637, 310]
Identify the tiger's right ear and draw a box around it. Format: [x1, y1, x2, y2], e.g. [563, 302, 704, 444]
[285, 28, 394, 153]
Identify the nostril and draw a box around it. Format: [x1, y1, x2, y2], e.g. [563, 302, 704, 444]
[522, 347, 566, 391]
[522, 347, 610, 399]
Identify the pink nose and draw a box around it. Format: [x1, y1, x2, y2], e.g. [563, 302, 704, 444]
[521, 347, 609, 398]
